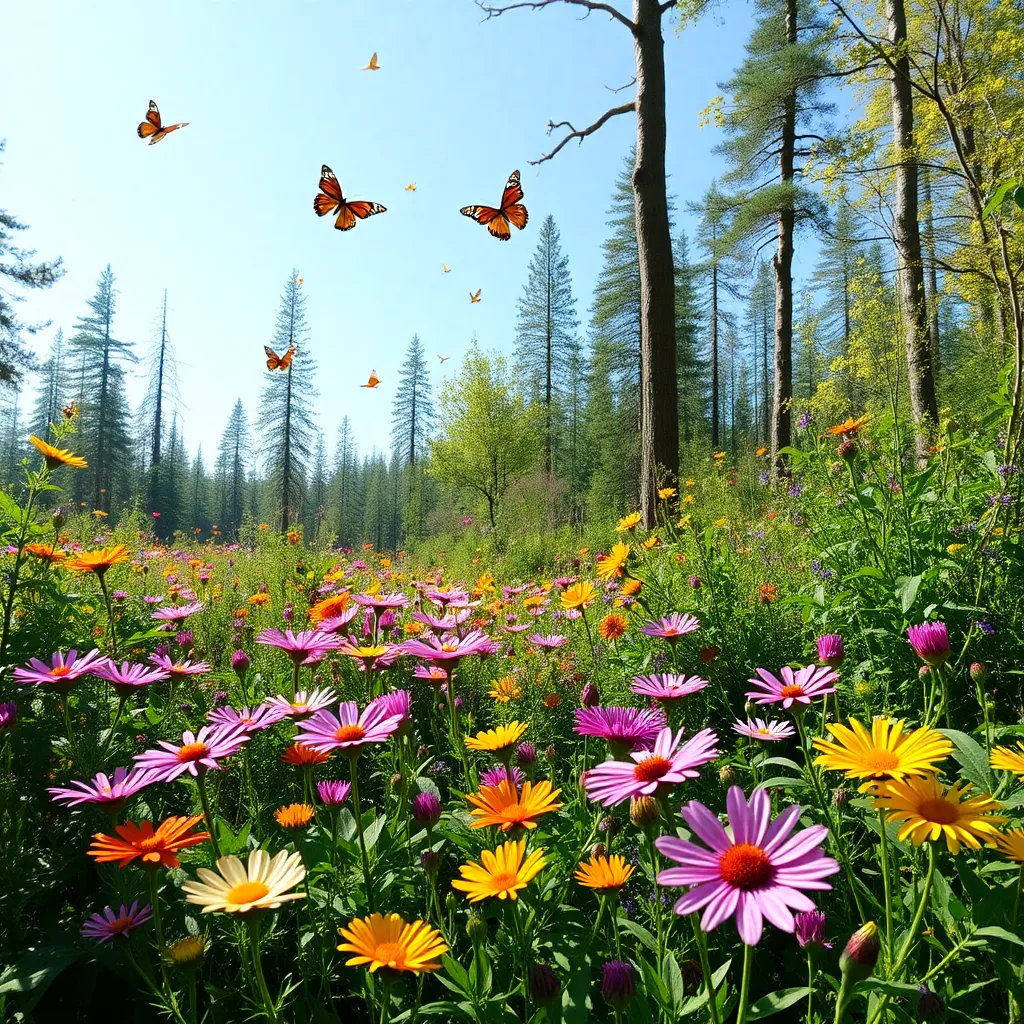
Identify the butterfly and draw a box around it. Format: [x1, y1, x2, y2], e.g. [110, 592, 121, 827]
[470, 289, 482, 303]
[314, 166, 386, 231]
[137, 101, 189, 145]
[362, 52, 380, 70]
[460, 170, 528, 241]
[361, 370, 381, 388]
[405, 182, 417, 192]
[265, 346, 296, 371]
[442, 264, 452, 273]
[438, 355, 451, 363]
[62, 402, 78, 420]
[294, 277, 303, 286]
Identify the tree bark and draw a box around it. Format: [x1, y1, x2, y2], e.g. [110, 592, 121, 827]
[634, 0, 678, 525]
[920, 167, 941, 376]
[886, 0, 937, 447]
[711, 262, 719, 447]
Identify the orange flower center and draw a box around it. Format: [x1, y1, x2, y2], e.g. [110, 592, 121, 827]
[227, 881, 270, 905]
[441, 643, 459, 652]
[171, 664, 189, 673]
[109, 915, 134, 933]
[780, 684, 805, 699]
[333, 724, 366, 744]
[864, 751, 901, 774]
[138, 835, 167, 852]
[489, 871, 520, 891]
[372, 942, 408, 968]
[917, 799, 960, 825]
[177, 741, 209, 762]
[49, 666, 72, 677]
[633, 755, 672, 783]
[719, 843, 774, 890]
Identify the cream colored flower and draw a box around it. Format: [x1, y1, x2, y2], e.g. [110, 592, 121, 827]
[181, 849, 306, 916]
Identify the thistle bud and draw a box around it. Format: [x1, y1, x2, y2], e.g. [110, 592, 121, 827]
[838, 439, 858, 462]
[719, 764, 739, 785]
[832, 787, 851, 809]
[601, 960, 636, 1010]
[580, 682, 600, 707]
[390, 773, 403, 791]
[689, 575, 702, 590]
[839, 922, 880, 984]
[970, 662, 989, 686]
[516, 741, 537, 767]
[51, 510, 65, 531]
[529, 964, 560, 1006]
[816, 634, 844, 668]
[412, 791, 442, 828]
[598, 816, 619, 838]
[590, 842, 608, 860]
[630, 796, 660, 829]
[544, 745, 558, 763]
[916, 984, 946, 1021]
[466, 912, 488, 943]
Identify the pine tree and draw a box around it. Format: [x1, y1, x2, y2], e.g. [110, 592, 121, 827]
[141, 291, 179, 514]
[215, 399, 250, 537]
[674, 231, 709, 448]
[186, 446, 211, 534]
[514, 215, 580, 474]
[257, 271, 318, 532]
[0, 388, 24, 486]
[308, 430, 328, 540]
[390, 335, 434, 467]
[70, 265, 136, 510]
[31, 329, 65, 437]
[812, 207, 864, 360]
[332, 416, 356, 546]
[745, 262, 775, 443]
[582, 339, 635, 516]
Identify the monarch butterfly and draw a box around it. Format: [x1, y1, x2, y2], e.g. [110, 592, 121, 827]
[265, 346, 296, 371]
[362, 52, 380, 70]
[438, 354, 451, 363]
[314, 166, 386, 232]
[361, 371, 381, 389]
[137, 101, 189, 145]
[460, 170, 528, 241]
[470, 289, 482, 303]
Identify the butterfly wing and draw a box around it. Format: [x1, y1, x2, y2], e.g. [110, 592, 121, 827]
[500, 170, 528, 232]
[347, 200, 387, 221]
[278, 347, 296, 370]
[138, 101, 162, 140]
[265, 346, 281, 370]
[314, 165, 343, 217]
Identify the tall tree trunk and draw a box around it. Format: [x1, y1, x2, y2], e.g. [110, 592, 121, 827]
[772, 0, 797, 465]
[545, 267, 553, 474]
[887, 0, 937, 447]
[149, 292, 167, 514]
[920, 167, 941, 376]
[711, 263, 719, 448]
[762, 290, 770, 442]
[281, 366, 292, 533]
[634, 0, 679, 525]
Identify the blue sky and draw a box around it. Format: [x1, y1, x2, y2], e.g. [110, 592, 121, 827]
[2, 1, 771, 463]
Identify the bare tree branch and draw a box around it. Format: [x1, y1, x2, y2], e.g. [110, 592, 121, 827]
[606, 76, 637, 94]
[476, 0, 636, 32]
[659, 0, 677, 11]
[529, 101, 636, 165]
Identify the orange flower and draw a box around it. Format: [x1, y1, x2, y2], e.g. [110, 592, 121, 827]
[88, 815, 209, 869]
[598, 613, 628, 641]
[828, 415, 869, 437]
[29, 434, 87, 470]
[281, 743, 331, 766]
[759, 583, 778, 603]
[66, 544, 130, 576]
[275, 803, 316, 829]
[543, 692, 562, 709]
[466, 779, 563, 831]
[24, 543, 65, 563]
[620, 578, 642, 597]
[309, 593, 351, 623]
[248, 593, 271, 606]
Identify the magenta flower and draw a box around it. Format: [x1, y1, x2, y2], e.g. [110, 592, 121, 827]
[134, 724, 249, 782]
[148, 653, 212, 679]
[412, 608, 473, 632]
[315, 606, 360, 633]
[368, 689, 412, 733]
[745, 664, 839, 710]
[93, 660, 171, 694]
[413, 664, 449, 684]
[208, 703, 289, 733]
[631, 674, 708, 705]
[256, 627, 341, 663]
[907, 621, 950, 666]
[424, 588, 470, 608]
[49, 766, 153, 808]
[265, 687, 338, 719]
[14, 648, 108, 690]
[583, 726, 719, 806]
[481, 764, 525, 788]
[297, 700, 404, 756]
[352, 592, 410, 611]
[529, 633, 567, 650]
[816, 634, 844, 668]
[0, 701, 16, 732]
[152, 601, 204, 623]
[401, 630, 493, 666]
[794, 910, 831, 949]
[656, 787, 839, 946]
[81, 901, 152, 943]
[640, 613, 701, 643]
[338, 639, 402, 671]
[732, 719, 796, 742]
[574, 706, 667, 756]
[317, 779, 351, 806]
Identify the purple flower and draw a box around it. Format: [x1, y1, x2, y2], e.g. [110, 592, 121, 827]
[0, 700, 16, 732]
[256, 628, 341, 664]
[14, 648, 109, 690]
[412, 791, 442, 827]
[317, 779, 352, 806]
[401, 630, 493, 666]
[133, 725, 250, 782]
[367, 689, 412, 734]
[794, 910, 831, 949]
[631, 674, 708, 705]
[574, 706, 667, 755]
[797, 413, 813, 429]
[112, 590, 129, 602]
[975, 620, 995, 636]
[732, 718, 796, 742]
[480, 764, 525, 788]
[152, 601, 204, 623]
[601, 961, 636, 1009]
[816, 634, 844, 668]
[641, 613, 701, 643]
[657, 787, 839, 945]
[81, 902, 152, 943]
[529, 633, 566, 650]
[149, 653, 212, 679]
[580, 682, 600, 707]
[49, 766, 153, 808]
[689, 576, 702, 590]
[175, 630, 194, 648]
[352, 592, 410, 611]
[93, 659, 171, 694]
[297, 700, 404, 756]
[907, 621, 950, 666]
[746, 664, 839, 710]
[208, 703, 289, 733]
[516, 741, 537, 767]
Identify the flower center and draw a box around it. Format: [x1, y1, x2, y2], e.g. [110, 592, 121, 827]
[917, 798, 960, 825]
[171, 663, 189, 673]
[138, 835, 166, 852]
[49, 666, 72, 677]
[227, 881, 270, 905]
[441, 643, 459, 652]
[333, 724, 366, 744]
[780, 684, 805, 699]
[633, 755, 672, 783]
[757, 727, 771, 735]
[489, 871, 520, 891]
[177, 741, 209, 762]
[109, 915, 134, 934]
[719, 843, 774, 890]
[864, 751, 901, 774]
[372, 942, 408, 968]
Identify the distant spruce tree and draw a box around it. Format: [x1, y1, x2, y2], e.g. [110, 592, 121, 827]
[745, 262, 775, 443]
[581, 338, 634, 516]
[257, 271, 318, 533]
[70, 265, 136, 510]
[812, 207, 864, 361]
[674, 231, 709, 448]
[514, 215, 580, 474]
[186, 446, 212, 535]
[0, 389, 24, 487]
[308, 430, 328, 540]
[141, 291, 179, 515]
[32, 329, 66, 437]
[332, 416, 357, 546]
[0, 141, 64, 387]
[390, 335, 434, 467]
[215, 399, 251, 538]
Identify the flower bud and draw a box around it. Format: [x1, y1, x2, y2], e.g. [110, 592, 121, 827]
[412, 791, 442, 828]
[601, 960, 636, 1010]
[833, 787, 851, 809]
[816, 634, 844, 668]
[839, 922, 880, 984]
[544, 745, 558, 763]
[719, 764, 739, 785]
[590, 842, 608, 860]
[420, 849, 440, 875]
[838, 439, 858, 462]
[445, 892, 457, 915]
[231, 649, 250, 677]
[529, 964, 560, 1006]
[689, 575, 702, 590]
[794, 910, 829, 949]
[598, 815, 619, 838]
[970, 662, 989, 686]
[516, 741, 537, 767]
[466, 911, 488, 943]
[580, 682, 600, 707]
[51, 510, 66, 530]
[916, 984, 946, 1021]
[630, 796, 660, 829]
[744, 699, 757, 717]
[390, 773, 403, 791]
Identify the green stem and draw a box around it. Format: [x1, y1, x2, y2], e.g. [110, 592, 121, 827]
[98, 572, 118, 658]
[646, 830, 664, 967]
[0, 478, 39, 664]
[196, 773, 221, 860]
[350, 756, 375, 912]
[806, 951, 814, 1024]
[736, 943, 754, 1024]
[289, 659, 300, 702]
[60, 696, 79, 759]
[126, 942, 189, 1024]
[877, 810, 894, 970]
[100, 692, 128, 757]
[692, 916, 722, 1024]
[247, 917, 279, 1024]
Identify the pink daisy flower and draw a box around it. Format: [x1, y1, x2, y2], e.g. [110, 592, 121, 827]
[338, 639, 402, 672]
[93, 660, 171, 694]
[412, 608, 473, 632]
[256, 628, 340, 664]
[352, 592, 410, 611]
[480, 764, 525, 788]
[732, 719, 796, 742]
[265, 687, 338, 719]
[401, 630, 494, 667]
[367, 689, 412, 734]
[424, 588, 471, 608]
[745, 664, 838, 710]
[315, 606, 361, 633]
[574, 706, 667, 756]
[640, 613, 701, 642]
[297, 700, 404, 756]
[134, 724, 249, 782]
[149, 653, 212, 680]
[152, 601, 204, 623]
[413, 664, 450, 684]
[208, 703, 289, 733]
[49, 766, 153, 808]
[583, 726, 719, 806]
[81, 901, 152, 943]
[656, 786, 839, 945]
[529, 633, 566, 649]
[631, 674, 709, 704]
[14, 648, 109, 690]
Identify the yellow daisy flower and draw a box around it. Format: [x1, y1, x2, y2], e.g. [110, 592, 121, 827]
[465, 722, 528, 756]
[994, 829, 1024, 864]
[488, 676, 522, 703]
[338, 913, 447, 974]
[596, 541, 630, 581]
[616, 511, 642, 532]
[991, 743, 1024, 775]
[29, 434, 88, 470]
[465, 779, 563, 831]
[574, 854, 635, 893]
[451, 839, 545, 902]
[561, 581, 596, 611]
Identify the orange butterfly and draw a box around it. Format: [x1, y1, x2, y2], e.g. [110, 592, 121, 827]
[405, 183, 417, 192]
[62, 402, 78, 420]
[137, 101, 189, 145]
[470, 289, 482, 303]
[362, 52, 381, 70]
[460, 170, 529, 241]
[314, 166, 386, 231]
[438, 355, 450, 363]
[361, 370, 381, 389]
[265, 346, 296, 371]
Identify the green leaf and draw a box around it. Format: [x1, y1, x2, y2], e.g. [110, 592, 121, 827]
[982, 180, 1022, 217]
[618, 918, 658, 953]
[662, 951, 685, 1012]
[974, 926, 1024, 948]
[363, 812, 387, 852]
[895, 575, 922, 614]
[0, 944, 79, 1006]
[680, 958, 732, 1013]
[940, 729, 993, 792]
[561, 953, 591, 1024]
[747, 987, 812, 1019]
[441, 955, 472, 997]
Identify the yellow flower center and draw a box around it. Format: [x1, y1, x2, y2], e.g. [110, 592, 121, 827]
[489, 871, 519, 891]
[863, 751, 901, 774]
[372, 942, 408, 968]
[780, 684, 805, 699]
[49, 666, 72, 677]
[917, 799, 960, 825]
[719, 844, 774, 890]
[333, 724, 366, 743]
[227, 881, 270, 905]
[633, 755, 672, 783]
[441, 643, 459, 652]
[177, 741, 209, 762]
